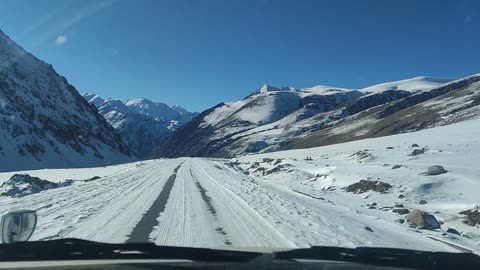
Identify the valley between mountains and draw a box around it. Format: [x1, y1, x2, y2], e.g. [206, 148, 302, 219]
[0, 27, 479, 253]
[1, 119, 479, 252]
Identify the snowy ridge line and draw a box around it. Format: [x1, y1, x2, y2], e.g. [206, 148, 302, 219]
[127, 164, 182, 243]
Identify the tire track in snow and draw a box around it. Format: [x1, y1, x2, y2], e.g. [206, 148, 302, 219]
[191, 159, 296, 247]
[190, 169, 232, 246]
[127, 164, 182, 243]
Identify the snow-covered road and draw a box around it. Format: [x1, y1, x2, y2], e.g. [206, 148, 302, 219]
[1, 156, 473, 252]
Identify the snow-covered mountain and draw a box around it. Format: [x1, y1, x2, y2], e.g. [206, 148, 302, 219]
[0, 29, 133, 172]
[83, 94, 197, 158]
[152, 76, 459, 158]
[281, 74, 480, 151]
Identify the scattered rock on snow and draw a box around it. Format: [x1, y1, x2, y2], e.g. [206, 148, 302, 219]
[393, 208, 410, 215]
[262, 158, 275, 163]
[263, 164, 292, 175]
[274, 159, 283, 165]
[394, 203, 404, 208]
[392, 165, 402, 170]
[398, 194, 405, 199]
[419, 200, 428, 205]
[225, 159, 240, 167]
[411, 144, 420, 147]
[364, 226, 373, 232]
[459, 208, 480, 226]
[446, 228, 460, 235]
[409, 148, 425, 156]
[396, 219, 406, 224]
[349, 150, 374, 162]
[344, 180, 392, 194]
[406, 209, 441, 230]
[253, 167, 266, 174]
[386, 146, 394, 149]
[0, 174, 73, 197]
[84, 176, 101, 182]
[426, 165, 448, 175]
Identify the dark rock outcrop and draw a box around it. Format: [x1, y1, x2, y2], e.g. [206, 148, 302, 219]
[0, 174, 72, 197]
[344, 180, 392, 194]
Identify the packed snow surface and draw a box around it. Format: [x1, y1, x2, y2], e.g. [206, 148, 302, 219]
[0, 119, 479, 252]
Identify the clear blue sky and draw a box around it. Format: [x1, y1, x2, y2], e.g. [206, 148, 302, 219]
[0, 0, 479, 112]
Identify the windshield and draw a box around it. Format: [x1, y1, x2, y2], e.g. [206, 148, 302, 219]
[0, 0, 479, 255]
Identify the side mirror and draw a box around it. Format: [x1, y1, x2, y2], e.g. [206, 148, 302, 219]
[0, 210, 37, 244]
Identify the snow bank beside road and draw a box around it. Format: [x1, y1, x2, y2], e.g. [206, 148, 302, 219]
[236, 118, 480, 252]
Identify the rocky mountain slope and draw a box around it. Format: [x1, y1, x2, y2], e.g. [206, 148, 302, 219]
[151, 76, 458, 158]
[83, 94, 197, 158]
[0, 29, 133, 172]
[281, 74, 480, 151]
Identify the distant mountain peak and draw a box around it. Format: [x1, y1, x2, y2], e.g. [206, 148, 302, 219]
[83, 93, 197, 158]
[247, 84, 298, 98]
[82, 93, 105, 107]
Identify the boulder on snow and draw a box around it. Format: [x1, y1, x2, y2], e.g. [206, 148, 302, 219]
[364, 226, 373, 232]
[84, 176, 101, 182]
[411, 144, 420, 147]
[392, 165, 402, 170]
[409, 148, 424, 156]
[406, 209, 441, 230]
[446, 228, 460, 235]
[0, 174, 73, 198]
[386, 146, 394, 149]
[419, 200, 428, 205]
[393, 208, 410, 215]
[426, 165, 447, 175]
[396, 219, 406, 224]
[344, 180, 392, 194]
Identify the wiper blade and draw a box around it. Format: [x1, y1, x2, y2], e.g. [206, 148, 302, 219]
[275, 246, 480, 270]
[0, 238, 262, 262]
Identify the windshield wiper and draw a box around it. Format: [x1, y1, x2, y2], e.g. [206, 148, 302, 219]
[1, 239, 479, 270]
[275, 246, 480, 270]
[0, 238, 262, 262]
